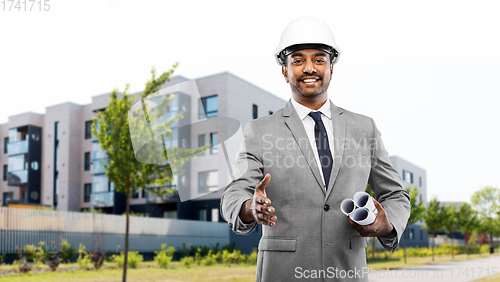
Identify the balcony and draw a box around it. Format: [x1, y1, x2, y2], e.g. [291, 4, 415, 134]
[91, 159, 107, 175]
[8, 169, 28, 185]
[146, 185, 177, 204]
[7, 140, 28, 156]
[91, 191, 114, 207]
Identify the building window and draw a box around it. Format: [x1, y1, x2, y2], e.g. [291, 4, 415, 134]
[252, 104, 258, 119]
[210, 133, 218, 154]
[4, 137, 8, 153]
[198, 170, 218, 193]
[141, 188, 147, 198]
[85, 121, 92, 139]
[84, 152, 90, 171]
[403, 170, 413, 184]
[199, 95, 218, 118]
[269, 111, 273, 115]
[419, 176, 422, 187]
[419, 194, 422, 204]
[409, 228, 414, 240]
[3, 165, 7, 181]
[198, 134, 206, 155]
[2, 192, 13, 207]
[211, 208, 219, 222]
[84, 183, 92, 202]
[199, 209, 207, 221]
[132, 190, 139, 199]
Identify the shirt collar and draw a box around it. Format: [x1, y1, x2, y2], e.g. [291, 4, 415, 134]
[291, 97, 332, 121]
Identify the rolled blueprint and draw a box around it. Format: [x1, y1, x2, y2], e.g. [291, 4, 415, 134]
[340, 198, 356, 216]
[349, 207, 377, 225]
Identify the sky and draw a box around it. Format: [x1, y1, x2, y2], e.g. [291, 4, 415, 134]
[1, 0, 499, 203]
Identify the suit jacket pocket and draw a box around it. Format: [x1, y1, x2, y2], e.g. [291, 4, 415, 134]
[258, 237, 297, 252]
[350, 236, 367, 250]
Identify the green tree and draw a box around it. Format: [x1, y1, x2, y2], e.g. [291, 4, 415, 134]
[402, 185, 425, 263]
[455, 202, 480, 256]
[92, 64, 206, 282]
[442, 204, 459, 259]
[471, 187, 500, 250]
[423, 198, 444, 261]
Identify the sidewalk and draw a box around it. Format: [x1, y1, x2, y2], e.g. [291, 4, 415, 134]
[368, 255, 500, 282]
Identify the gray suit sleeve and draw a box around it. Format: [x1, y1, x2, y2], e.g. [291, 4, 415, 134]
[368, 118, 411, 252]
[220, 120, 264, 235]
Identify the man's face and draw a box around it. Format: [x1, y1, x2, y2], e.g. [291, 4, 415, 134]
[282, 49, 333, 99]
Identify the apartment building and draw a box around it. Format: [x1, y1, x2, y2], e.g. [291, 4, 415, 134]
[389, 155, 428, 247]
[0, 72, 286, 223]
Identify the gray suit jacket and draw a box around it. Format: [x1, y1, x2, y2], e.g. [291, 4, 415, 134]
[220, 100, 411, 281]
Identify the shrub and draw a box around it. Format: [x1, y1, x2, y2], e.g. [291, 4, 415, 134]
[112, 251, 143, 268]
[77, 244, 91, 269]
[181, 256, 194, 268]
[222, 249, 246, 264]
[246, 251, 258, 265]
[154, 244, 174, 268]
[23, 244, 37, 262]
[0, 253, 5, 265]
[60, 239, 77, 263]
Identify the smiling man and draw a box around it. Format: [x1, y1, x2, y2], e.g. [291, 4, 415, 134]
[221, 17, 410, 281]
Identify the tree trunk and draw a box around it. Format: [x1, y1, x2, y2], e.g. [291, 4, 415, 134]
[122, 195, 130, 282]
[403, 230, 407, 264]
[451, 231, 454, 259]
[490, 234, 493, 255]
[432, 231, 435, 262]
[372, 237, 375, 259]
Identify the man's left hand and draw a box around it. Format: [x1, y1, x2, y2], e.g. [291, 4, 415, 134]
[347, 197, 394, 237]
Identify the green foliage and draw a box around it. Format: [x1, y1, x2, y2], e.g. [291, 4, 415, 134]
[406, 186, 425, 225]
[0, 253, 5, 265]
[201, 250, 217, 266]
[77, 244, 91, 269]
[23, 244, 37, 262]
[81, 208, 104, 214]
[181, 256, 194, 268]
[121, 211, 144, 217]
[60, 239, 77, 263]
[245, 251, 258, 265]
[154, 244, 174, 268]
[222, 249, 246, 264]
[471, 186, 500, 218]
[112, 251, 143, 268]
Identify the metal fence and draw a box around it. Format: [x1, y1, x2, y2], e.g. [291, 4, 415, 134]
[0, 207, 229, 254]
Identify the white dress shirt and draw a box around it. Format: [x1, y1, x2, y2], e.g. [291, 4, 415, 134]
[290, 97, 335, 188]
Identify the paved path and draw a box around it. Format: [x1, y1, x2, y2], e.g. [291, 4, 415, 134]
[368, 255, 500, 282]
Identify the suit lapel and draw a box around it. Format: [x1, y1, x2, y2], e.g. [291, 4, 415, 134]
[282, 100, 325, 195]
[325, 101, 346, 201]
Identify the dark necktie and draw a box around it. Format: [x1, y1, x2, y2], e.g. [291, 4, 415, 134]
[308, 111, 333, 188]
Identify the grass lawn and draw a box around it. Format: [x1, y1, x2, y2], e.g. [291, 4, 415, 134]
[1, 254, 499, 281]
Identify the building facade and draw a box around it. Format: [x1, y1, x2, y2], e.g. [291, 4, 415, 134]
[0, 72, 287, 253]
[389, 155, 428, 248]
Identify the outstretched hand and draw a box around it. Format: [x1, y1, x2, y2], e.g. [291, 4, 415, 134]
[239, 174, 277, 227]
[347, 197, 393, 237]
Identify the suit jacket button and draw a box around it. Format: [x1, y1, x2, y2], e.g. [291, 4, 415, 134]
[324, 204, 330, 211]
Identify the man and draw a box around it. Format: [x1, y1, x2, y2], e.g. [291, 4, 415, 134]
[220, 17, 410, 281]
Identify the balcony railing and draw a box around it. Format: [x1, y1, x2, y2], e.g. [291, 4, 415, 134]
[91, 191, 114, 207]
[91, 159, 107, 175]
[146, 185, 177, 204]
[7, 140, 28, 156]
[8, 169, 28, 185]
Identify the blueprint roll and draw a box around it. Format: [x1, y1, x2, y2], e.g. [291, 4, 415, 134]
[354, 192, 378, 215]
[340, 198, 356, 216]
[349, 207, 377, 226]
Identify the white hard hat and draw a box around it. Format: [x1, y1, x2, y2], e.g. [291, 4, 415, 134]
[275, 17, 341, 66]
